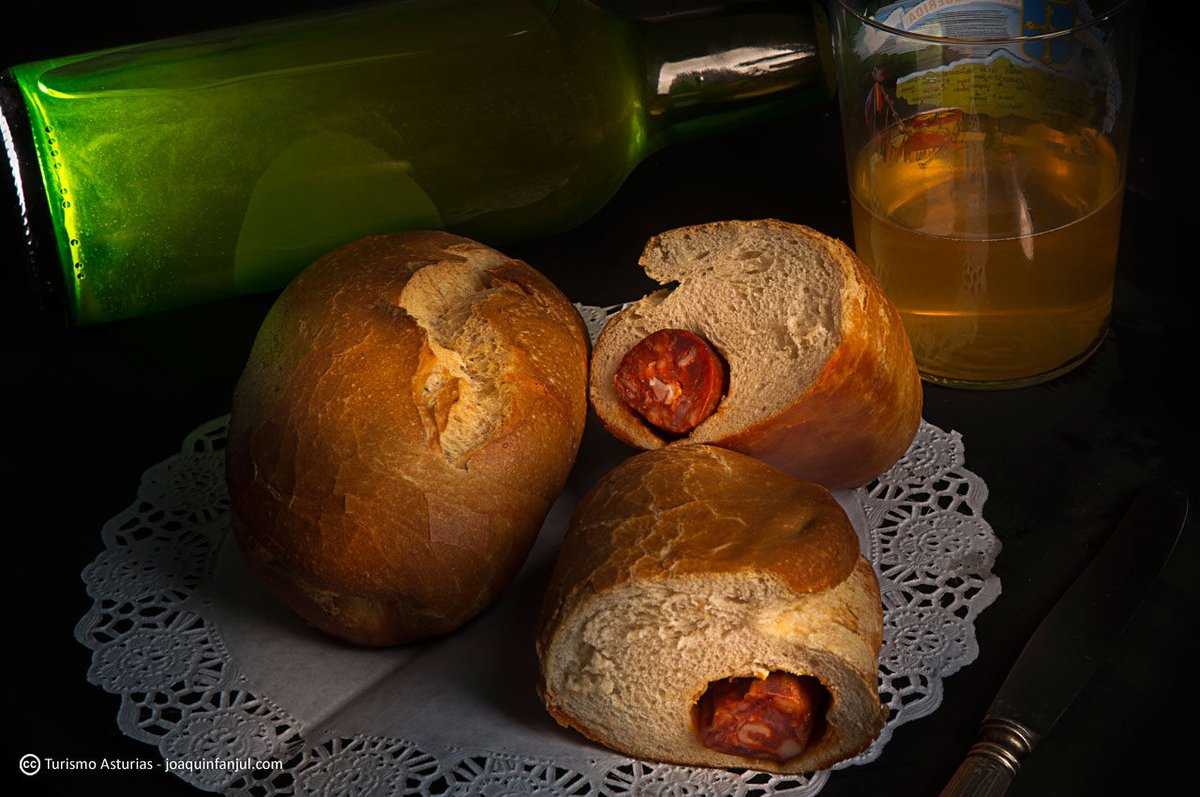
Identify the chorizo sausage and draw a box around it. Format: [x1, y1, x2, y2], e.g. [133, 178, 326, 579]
[694, 672, 827, 762]
[612, 328, 726, 435]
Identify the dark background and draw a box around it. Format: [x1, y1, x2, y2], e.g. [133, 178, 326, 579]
[2, 2, 1194, 796]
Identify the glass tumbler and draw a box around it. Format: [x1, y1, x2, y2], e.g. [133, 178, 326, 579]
[832, 0, 1143, 388]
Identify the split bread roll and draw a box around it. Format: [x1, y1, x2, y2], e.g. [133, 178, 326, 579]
[590, 219, 922, 490]
[226, 232, 589, 646]
[537, 444, 886, 773]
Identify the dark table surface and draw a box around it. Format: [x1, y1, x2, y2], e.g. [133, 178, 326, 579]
[2, 2, 1195, 796]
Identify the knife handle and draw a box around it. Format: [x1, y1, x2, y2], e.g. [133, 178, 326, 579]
[939, 716, 1038, 797]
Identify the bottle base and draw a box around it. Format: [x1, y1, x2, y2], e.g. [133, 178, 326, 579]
[2, 70, 70, 327]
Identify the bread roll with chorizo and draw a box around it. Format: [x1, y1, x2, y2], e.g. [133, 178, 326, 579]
[226, 232, 589, 646]
[537, 444, 886, 773]
[590, 219, 922, 490]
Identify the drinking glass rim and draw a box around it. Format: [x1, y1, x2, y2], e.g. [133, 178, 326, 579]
[834, 0, 1138, 45]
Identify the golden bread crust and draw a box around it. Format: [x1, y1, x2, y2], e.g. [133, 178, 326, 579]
[227, 231, 588, 646]
[537, 445, 886, 772]
[589, 219, 921, 489]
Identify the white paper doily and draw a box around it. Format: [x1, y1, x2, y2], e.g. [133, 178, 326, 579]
[76, 303, 1001, 796]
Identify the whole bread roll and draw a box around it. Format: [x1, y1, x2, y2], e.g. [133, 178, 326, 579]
[226, 232, 589, 646]
[590, 219, 922, 490]
[537, 444, 886, 773]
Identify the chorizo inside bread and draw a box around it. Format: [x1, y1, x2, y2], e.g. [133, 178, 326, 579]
[537, 444, 886, 773]
[226, 232, 589, 646]
[590, 219, 922, 490]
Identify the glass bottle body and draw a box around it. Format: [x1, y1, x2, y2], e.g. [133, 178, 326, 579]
[3, 0, 829, 324]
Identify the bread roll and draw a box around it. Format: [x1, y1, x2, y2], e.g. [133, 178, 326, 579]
[590, 219, 922, 490]
[226, 232, 589, 646]
[537, 444, 886, 773]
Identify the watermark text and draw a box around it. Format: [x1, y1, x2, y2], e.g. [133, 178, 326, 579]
[18, 752, 283, 777]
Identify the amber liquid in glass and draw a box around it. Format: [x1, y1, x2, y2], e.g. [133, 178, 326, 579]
[849, 118, 1123, 386]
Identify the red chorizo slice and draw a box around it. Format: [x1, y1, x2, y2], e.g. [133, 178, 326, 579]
[613, 328, 726, 435]
[694, 672, 827, 762]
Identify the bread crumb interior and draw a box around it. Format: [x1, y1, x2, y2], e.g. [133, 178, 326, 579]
[397, 253, 510, 466]
[598, 221, 843, 443]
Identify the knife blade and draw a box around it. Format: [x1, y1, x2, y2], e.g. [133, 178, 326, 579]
[939, 481, 1189, 797]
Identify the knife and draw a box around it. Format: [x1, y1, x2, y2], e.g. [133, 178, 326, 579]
[939, 481, 1189, 797]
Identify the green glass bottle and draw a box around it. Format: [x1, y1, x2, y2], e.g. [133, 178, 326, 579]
[2, 0, 833, 325]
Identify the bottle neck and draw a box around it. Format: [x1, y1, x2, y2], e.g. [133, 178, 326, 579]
[633, 1, 835, 148]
